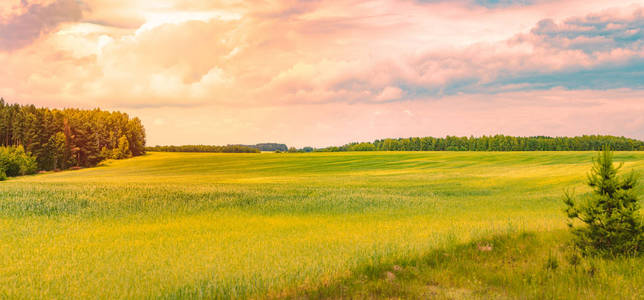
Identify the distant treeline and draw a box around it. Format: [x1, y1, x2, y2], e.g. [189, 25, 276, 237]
[147, 143, 288, 153]
[146, 145, 260, 153]
[0, 98, 146, 172]
[242, 143, 288, 152]
[315, 135, 644, 152]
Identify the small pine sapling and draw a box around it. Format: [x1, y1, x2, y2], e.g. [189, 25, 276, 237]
[563, 146, 643, 257]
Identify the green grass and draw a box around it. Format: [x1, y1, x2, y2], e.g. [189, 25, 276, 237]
[1, 151, 642, 298]
[297, 231, 643, 299]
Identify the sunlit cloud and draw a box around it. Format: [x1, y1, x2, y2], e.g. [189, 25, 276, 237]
[1, 0, 643, 145]
[0, 0, 85, 50]
[135, 10, 241, 34]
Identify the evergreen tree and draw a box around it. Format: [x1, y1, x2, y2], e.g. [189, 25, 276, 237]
[46, 132, 67, 170]
[563, 146, 644, 257]
[0, 99, 146, 171]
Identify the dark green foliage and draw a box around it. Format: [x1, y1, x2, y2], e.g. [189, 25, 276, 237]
[287, 146, 316, 153]
[564, 147, 644, 257]
[544, 253, 559, 270]
[0, 146, 37, 177]
[45, 132, 66, 170]
[176, 143, 288, 152]
[146, 144, 260, 153]
[316, 135, 644, 152]
[0, 99, 146, 171]
[251, 143, 288, 152]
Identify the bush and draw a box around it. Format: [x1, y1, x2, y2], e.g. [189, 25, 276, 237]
[563, 146, 644, 257]
[0, 168, 6, 181]
[0, 146, 38, 177]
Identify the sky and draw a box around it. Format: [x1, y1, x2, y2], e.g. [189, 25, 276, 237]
[0, 0, 643, 147]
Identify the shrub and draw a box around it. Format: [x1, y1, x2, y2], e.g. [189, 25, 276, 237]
[0, 167, 6, 181]
[563, 146, 644, 257]
[0, 146, 38, 177]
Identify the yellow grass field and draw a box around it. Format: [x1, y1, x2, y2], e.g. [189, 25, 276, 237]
[1, 151, 643, 298]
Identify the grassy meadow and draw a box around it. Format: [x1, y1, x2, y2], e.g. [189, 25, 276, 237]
[1, 151, 643, 298]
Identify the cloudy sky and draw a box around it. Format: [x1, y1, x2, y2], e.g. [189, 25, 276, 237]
[1, 0, 643, 147]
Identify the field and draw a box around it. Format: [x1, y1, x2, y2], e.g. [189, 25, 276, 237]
[1, 151, 643, 298]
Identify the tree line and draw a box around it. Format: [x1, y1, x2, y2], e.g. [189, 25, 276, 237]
[150, 135, 644, 154]
[146, 145, 260, 153]
[315, 135, 644, 152]
[0, 98, 146, 173]
[146, 143, 290, 153]
[248, 143, 288, 152]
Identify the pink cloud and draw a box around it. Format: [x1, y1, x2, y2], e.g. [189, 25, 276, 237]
[0, 0, 85, 50]
[4, 1, 643, 107]
[0, 0, 643, 145]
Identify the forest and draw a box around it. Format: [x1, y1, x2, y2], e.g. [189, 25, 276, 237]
[0, 99, 146, 175]
[247, 143, 288, 152]
[146, 143, 288, 153]
[147, 135, 644, 154]
[146, 145, 260, 153]
[317, 135, 644, 152]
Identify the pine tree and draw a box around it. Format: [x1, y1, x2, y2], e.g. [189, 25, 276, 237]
[46, 132, 67, 170]
[563, 146, 643, 257]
